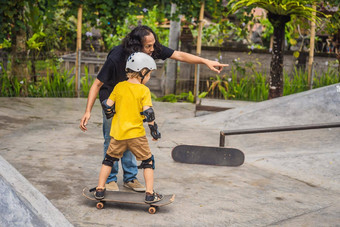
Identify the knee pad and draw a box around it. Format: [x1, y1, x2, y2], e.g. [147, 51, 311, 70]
[102, 154, 119, 167]
[138, 155, 155, 169]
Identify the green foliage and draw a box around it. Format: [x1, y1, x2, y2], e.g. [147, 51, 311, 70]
[157, 94, 178, 103]
[155, 91, 204, 103]
[80, 1, 138, 31]
[322, 0, 340, 35]
[256, 15, 309, 51]
[0, 0, 27, 42]
[1, 0, 337, 54]
[1, 60, 338, 101]
[207, 60, 269, 101]
[81, 67, 95, 97]
[170, 0, 225, 23]
[227, 0, 324, 45]
[283, 68, 308, 95]
[0, 67, 24, 96]
[35, 66, 75, 97]
[0, 61, 76, 97]
[26, 32, 46, 51]
[42, 8, 77, 52]
[312, 63, 340, 88]
[103, 5, 169, 49]
[0, 39, 11, 49]
[206, 60, 340, 102]
[207, 74, 234, 99]
[283, 64, 340, 95]
[228, 0, 321, 19]
[187, 4, 252, 46]
[104, 14, 138, 50]
[189, 23, 226, 46]
[1, 0, 65, 52]
[227, 0, 326, 98]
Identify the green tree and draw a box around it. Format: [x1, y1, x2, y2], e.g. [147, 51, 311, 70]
[170, 0, 224, 19]
[1, 1, 171, 58]
[227, 0, 322, 99]
[320, 0, 340, 72]
[0, 0, 28, 82]
[0, 0, 72, 82]
[0, 0, 152, 79]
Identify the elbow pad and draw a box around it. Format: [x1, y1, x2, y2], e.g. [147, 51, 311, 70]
[101, 99, 115, 119]
[140, 107, 155, 122]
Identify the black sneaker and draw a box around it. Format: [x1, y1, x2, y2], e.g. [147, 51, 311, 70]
[145, 191, 163, 204]
[94, 187, 106, 200]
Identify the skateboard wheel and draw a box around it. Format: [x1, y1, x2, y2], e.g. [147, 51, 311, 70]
[148, 206, 157, 214]
[96, 202, 104, 209]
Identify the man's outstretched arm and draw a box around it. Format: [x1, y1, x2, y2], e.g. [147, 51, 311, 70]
[170, 50, 228, 74]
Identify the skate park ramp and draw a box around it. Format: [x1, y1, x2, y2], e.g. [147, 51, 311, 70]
[0, 156, 72, 226]
[0, 83, 339, 226]
[187, 83, 340, 130]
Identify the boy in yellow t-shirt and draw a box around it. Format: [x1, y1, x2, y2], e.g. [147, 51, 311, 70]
[95, 52, 162, 203]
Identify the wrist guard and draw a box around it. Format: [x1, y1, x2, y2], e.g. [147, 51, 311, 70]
[148, 122, 161, 140]
[101, 99, 115, 119]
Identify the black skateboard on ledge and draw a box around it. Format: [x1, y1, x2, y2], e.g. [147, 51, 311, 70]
[171, 145, 244, 167]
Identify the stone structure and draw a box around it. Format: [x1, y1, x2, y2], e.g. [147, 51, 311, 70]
[61, 51, 107, 77]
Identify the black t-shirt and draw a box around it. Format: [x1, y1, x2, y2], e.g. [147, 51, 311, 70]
[97, 44, 174, 102]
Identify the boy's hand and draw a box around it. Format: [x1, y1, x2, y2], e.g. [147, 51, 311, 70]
[148, 122, 161, 140]
[101, 99, 115, 119]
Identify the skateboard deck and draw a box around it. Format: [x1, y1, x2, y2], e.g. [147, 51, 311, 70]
[172, 145, 244, 167]
[82, 187, 175, 214]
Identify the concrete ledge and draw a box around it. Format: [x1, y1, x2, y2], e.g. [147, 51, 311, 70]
[0, 155, 72, 227]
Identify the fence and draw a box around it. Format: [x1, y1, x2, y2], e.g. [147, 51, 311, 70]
[1, 48, 338, 100]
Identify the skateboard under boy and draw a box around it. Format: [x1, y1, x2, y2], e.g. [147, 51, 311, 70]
[82, 187, 175, 214]
[171, 145, 244, 167]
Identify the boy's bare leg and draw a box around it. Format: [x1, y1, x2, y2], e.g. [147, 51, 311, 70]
[143, 160, 163, 203]
[143, 167, 154, 193]
[98, 164, 113, 188]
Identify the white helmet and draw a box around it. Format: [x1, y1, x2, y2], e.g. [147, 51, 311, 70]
[126, 52, 157, 72]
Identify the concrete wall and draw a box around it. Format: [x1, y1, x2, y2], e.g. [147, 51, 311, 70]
[176, 46, 338, 95]
[181, 47, 338, 82]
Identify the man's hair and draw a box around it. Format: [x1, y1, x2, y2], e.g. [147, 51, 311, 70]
[122, 25, 162, 60]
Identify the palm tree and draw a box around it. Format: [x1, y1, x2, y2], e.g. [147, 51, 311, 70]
[227, 0, 321, 99]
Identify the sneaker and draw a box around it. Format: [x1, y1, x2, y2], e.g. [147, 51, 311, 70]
[94, 187, 106, 200]
[145, 191, 163, 204]
[105, 181, 119, 191]
[123, 179, 146, 192]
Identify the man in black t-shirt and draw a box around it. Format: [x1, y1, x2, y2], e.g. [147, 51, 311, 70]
[80, 25, 228, 192]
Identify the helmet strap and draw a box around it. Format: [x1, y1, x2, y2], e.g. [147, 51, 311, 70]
[139, 69, 151, 84]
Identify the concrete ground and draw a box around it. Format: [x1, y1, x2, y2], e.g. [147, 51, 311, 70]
[0, 83, 339, 226]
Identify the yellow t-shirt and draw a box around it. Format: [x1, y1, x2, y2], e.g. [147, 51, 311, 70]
[108, 81, 152, 140]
